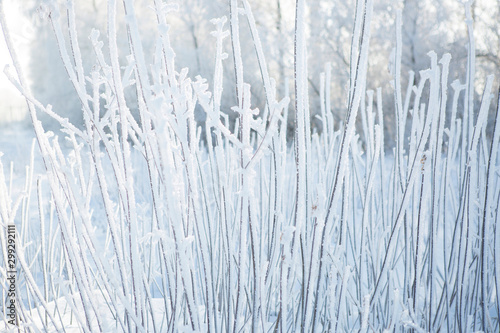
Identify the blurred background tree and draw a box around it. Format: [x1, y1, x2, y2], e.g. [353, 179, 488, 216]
[4, 0, 498, 146]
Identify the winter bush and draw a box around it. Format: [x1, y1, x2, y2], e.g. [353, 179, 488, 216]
[1, 0, 499, 332]
[25, 0, 500, 142]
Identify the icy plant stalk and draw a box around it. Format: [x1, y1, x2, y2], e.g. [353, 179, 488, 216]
[1, 0, 500, 332]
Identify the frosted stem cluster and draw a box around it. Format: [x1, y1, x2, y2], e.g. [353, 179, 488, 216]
[0, 0, 499, 331]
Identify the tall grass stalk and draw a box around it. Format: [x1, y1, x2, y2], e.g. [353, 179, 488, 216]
[1, 0, 499, 331]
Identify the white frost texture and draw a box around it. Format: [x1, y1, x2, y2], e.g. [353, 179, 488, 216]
[1, 0, 500, 332]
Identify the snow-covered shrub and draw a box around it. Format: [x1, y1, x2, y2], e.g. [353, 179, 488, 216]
[1, 0, 499, 332]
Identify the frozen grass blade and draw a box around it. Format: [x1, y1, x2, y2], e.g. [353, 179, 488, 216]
[0, 0, 498, 331]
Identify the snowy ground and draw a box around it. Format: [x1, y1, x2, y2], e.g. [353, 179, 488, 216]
[0, 122, 37, 172]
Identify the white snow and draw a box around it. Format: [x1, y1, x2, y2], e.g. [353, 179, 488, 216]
[0, 0, 499, 332]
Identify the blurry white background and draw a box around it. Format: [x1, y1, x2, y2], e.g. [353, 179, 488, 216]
[0, 1, 32, 124]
